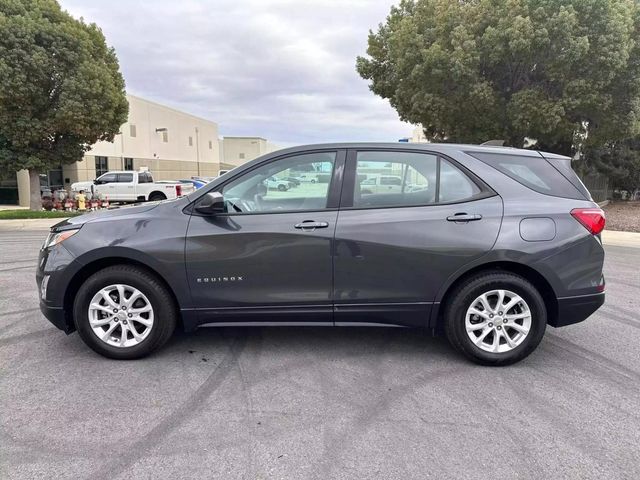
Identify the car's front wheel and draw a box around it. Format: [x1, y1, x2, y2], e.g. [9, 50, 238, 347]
[73, 265, 177, 359]
[444, 271, 546, 366]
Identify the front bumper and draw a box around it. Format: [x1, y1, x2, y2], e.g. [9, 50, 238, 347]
[39, 301, 74, 334]
[36, 241, 82, 334]
[552, 292, 605, 327]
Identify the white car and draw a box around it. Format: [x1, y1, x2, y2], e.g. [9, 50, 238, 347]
[71, 171, 193, 202]
[265, 176, 289, 191]
[359, 175, 403, 194]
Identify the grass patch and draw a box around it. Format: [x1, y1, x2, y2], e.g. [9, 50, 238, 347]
[0, 209, 81, 220]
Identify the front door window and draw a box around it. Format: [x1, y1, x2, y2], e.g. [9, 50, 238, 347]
[220, 152, 336, 213]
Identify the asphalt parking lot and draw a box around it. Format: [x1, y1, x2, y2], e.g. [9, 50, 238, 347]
[1, 230, 639, 480]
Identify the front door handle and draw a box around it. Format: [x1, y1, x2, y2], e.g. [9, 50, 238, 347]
[294, 220, 329, 230]
[446, 213, 482, 222]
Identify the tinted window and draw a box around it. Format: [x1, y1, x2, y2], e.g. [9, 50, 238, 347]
[221, 152, 336, 213]
[468, 152, 586, 199]
[117, 173, 133, 183]
[439, 159, 480, 202]
[353, 151, 481, 208]
[354, 151, 437, 208]
[543, 156, 592, 200]
[381, 176, 402, 186]
[98, 173, 117, 184]
[138, 172, 153, 183]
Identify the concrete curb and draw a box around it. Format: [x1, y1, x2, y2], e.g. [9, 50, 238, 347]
[0, 218, 66, 231]
[601, 230, 640, 249]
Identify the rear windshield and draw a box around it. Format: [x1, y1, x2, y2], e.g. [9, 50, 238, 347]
[467, 152, 588, 200]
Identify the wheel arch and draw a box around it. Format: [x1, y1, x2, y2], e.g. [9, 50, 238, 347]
[148, 191, 167, 200]
[432, 261, 558, 329]
[62, 257, 183, 333]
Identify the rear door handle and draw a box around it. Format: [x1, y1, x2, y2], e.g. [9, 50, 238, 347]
[446, 213, 482, 222]
[294, 220, 329, 230]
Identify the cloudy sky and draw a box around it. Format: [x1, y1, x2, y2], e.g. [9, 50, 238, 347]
[59, 0, 411, 147]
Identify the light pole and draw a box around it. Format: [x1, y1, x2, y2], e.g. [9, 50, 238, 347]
[115, 130, 125, 169]
[195, 127, 201, 177]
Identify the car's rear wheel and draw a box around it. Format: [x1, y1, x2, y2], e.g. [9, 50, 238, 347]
[73, 265, 177, 359]
[277, 184, 287, 191]
[444, 271, 546, 366]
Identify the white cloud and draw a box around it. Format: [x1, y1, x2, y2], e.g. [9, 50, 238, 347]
[59, 0, 411, 145]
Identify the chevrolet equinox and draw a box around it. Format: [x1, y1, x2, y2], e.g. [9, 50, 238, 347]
[37, 143, 606, 365]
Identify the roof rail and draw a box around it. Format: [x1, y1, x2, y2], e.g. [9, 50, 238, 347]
[480, 140, 505, 146]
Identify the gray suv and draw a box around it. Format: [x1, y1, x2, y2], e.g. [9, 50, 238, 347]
[37, 143, 606, 365]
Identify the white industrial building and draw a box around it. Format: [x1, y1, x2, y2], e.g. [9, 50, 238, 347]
[219, 136, 280, 171]
[2, 95, 280, 206]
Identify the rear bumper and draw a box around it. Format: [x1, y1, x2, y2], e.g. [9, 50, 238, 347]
[551, 292, 605, 327]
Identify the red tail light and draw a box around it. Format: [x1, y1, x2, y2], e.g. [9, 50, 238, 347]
[176, 184, 182, 197]
[571, 208, 605, 235]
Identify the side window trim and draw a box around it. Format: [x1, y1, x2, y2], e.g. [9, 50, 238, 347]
[435, 156, 441, 203]
[340, 148, 495, 210]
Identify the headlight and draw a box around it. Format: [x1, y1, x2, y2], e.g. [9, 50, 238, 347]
[43, 229, 80, 249]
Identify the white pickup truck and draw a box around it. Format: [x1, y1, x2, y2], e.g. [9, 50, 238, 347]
[70, 171, 194, 203]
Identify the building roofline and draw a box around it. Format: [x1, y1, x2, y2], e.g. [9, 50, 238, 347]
[222, 136, 268, 141]
[126, 93, 219, 127]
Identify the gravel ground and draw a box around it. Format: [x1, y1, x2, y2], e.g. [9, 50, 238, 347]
[1, 230, 640, 480]
[604, 201, 640, 232]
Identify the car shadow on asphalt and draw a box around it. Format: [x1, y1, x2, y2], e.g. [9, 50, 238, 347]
[162, 325, 461, 364]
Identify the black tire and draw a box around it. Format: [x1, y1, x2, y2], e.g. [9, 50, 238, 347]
[277, 184, 287, 192]
[73, 265, 177, 359]
[148, 192, 166, 201]
[444, 271, 546, 366]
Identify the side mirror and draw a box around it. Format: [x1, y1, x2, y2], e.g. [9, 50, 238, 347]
[93, 180, 99, 185]
[195, 191, 225, 215]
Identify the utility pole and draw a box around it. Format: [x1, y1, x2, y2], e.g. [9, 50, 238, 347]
[195, 127, 201, 176]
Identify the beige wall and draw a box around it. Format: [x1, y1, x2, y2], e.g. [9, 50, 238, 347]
[57, 94, 221, 189]
[220, 137, 280, 169]
[410, 125, 430, 143]
[87, 94, 220, 169]
[12, 95, 283, 202]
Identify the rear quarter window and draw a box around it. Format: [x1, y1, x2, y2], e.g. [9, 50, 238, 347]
[467, 152, 587, 200]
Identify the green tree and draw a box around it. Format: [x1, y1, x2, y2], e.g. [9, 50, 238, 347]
[357, 0, 640, 156]
[583, 140, 640, 196]
[0, 0, 128, 209]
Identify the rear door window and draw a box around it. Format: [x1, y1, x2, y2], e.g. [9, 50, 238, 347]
[439, 160, 481, 202]
[468, 152, 587, 200]
[351, 151, 484, 208]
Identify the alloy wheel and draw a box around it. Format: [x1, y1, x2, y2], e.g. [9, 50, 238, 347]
[465, 289, 532, 353]
[88, 284, 154, 348]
